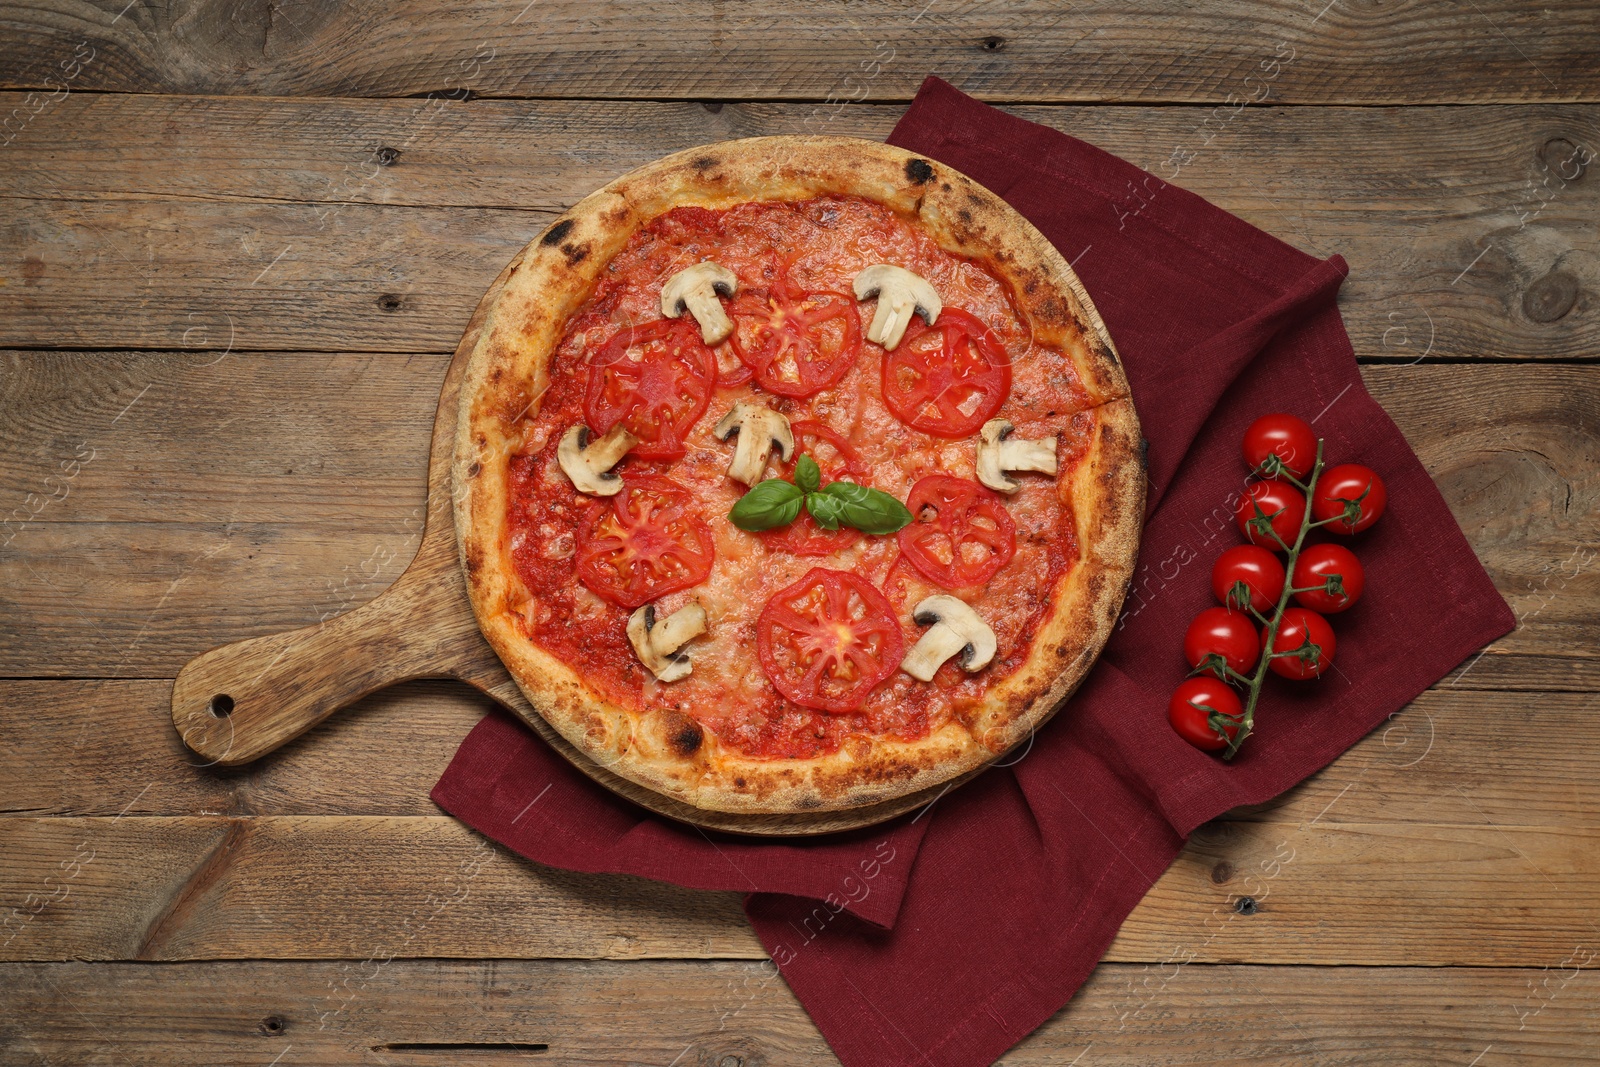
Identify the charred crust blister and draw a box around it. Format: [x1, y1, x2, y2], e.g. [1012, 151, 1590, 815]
[541, 219, 575, 246]
[905, 158, 935, 184]
[670, 722, 703, 757]
[561, 242, 590, 265]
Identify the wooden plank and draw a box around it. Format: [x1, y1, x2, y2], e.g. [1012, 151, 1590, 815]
[2, 97, 1596, 358]
[4, 681, 1596, 832]
[2, 811, 1596, 965]
[0, 816, 762, 963]
[0, 350, 436, 526]
[5, 96, 1596, 216]
[2, 360, 1592, 678]
[0, 1, 1596, 104]
[0, 199, 550, 353]
[3, 959, 1597, 1065]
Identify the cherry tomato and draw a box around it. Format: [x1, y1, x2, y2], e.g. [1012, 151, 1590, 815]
[575, 476, 716, 608]
[1168, 677, 1243, 752]
[1242, 413, 1317, 480]
[761, 422, 866, 557]
[755, 567, 904, 713]
[897, 474, 1017, 589]
[881, 307, 1012, 438]
[1183, 607, 1261, 678]
[729, 275, 863, 397]
[1236, 480, 1307, 551]
[1211, 544, 1286, 614]
[585, 318, 716, 460]
[1312, 463, 1387, 534]
[1265, 607, 1336, 680]
[1292, 543, 1365, 614]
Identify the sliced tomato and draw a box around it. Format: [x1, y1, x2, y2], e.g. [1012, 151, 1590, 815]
[761, 421, 867, 557]
[897, 474, 1017, 589]
[713, 345, 754, 388]
[756, 567, 904, 713]
[584, 318, 716, 460]
[575, 475, 715, 609]
[880, 307, 1012, 438]
[728, 275, 862, 398]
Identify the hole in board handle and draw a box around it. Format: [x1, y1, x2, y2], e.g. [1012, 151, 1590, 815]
[209, 694, 235, 718]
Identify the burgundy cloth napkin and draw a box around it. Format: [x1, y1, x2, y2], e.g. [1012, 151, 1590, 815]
[433, 77, 1514, 1066]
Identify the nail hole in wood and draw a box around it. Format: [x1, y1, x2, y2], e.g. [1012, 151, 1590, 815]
[1235, 895, 1259, 915]
[259, 1015, 286, 1035]
[209, 694, 235, 718]
[979, 35, 1007, 50]
[376, 145, 400, 166]
[377, 293, 404, 312]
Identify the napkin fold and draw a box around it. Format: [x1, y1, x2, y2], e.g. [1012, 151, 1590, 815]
[433, 77, 1514, 1066]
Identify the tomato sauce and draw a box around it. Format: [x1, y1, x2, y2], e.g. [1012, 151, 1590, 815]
[506, 197, 1096, 759]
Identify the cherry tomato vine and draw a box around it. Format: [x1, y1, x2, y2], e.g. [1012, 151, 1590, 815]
[1171, 414, 1386, 759]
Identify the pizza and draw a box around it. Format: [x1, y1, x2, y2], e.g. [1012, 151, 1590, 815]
[454, 137, 1143, 814]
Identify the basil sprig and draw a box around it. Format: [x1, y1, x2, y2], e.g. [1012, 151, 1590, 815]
[728, 455, 912, 536]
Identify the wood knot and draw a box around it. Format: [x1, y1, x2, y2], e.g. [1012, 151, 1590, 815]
[1210, 860, 1234, 884]
[1539, 137, 1589, 183]
[1234, 895, 1259, 915]
[700, 101, 723, 113]
[1523, 270, 1579, 323]
[376, 293, 404, 312]
[375, 146, 400, 167]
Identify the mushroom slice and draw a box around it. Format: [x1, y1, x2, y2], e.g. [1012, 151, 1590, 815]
[852, 264, 942, 350]
[901, 595, 997, 682]
[660, 262, 739, 345]
[976, 418, 1059, 494]
[557, 424, 638, 497]
[627, 602, 709, 683]
[713, 401, 796, 486]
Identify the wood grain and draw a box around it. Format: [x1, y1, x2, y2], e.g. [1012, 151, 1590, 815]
[5, 681, 1597, 830]
[4, 959, 1599, 1066]
[3, 810, 1596, 966]
[2, 361, 1592, 680]
[2, 96, 1596, 359]
[0, 815, 761, 962]
[0, 0, 1596, 104]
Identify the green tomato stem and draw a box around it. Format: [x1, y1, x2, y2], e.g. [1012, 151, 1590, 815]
[1224, 439, 1326, 760]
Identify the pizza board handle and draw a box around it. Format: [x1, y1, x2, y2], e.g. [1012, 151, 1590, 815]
[169, 531, 483, 766]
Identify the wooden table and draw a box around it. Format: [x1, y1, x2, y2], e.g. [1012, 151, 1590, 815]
[3, 3, 1597, 1063]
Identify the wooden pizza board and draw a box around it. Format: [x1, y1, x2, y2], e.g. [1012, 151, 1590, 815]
[170, 260, 980, 836]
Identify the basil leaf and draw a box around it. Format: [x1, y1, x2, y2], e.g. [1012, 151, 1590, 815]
[794, 454, 821, 494]
[819, 480, 914, 535]
[806, 490, 847, 530]
[729, 478, 805, 531]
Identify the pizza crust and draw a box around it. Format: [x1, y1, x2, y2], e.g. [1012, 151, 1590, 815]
[454, 137, 1144, 814]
